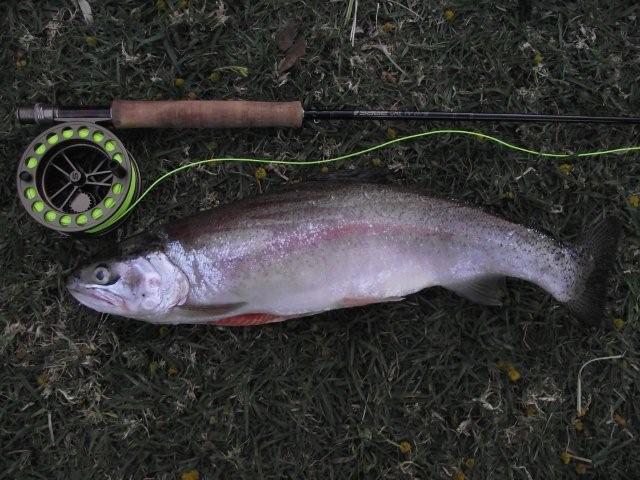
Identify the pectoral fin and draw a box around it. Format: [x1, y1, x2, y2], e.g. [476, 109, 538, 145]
[176, 302, 246, 316]
[447, 276, 507, 306]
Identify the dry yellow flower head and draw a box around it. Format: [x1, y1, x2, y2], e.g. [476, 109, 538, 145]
[558, 163, 573, 175]
[533, 52, 543, 65]
[399, 440, 412, 454]
[255, 167, 267, 180]
[452, 469, 465, 480]
[444, 9, 456, 22]
[181, 469, 200, 480]
[507, 366, 521, 382]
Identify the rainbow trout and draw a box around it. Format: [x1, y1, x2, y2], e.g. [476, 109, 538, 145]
[67, 183, 620, 326]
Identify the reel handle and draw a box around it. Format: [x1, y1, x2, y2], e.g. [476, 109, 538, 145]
[111, 100, 304, 129]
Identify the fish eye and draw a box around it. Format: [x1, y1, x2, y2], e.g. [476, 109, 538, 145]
[93, 264, 112, 285]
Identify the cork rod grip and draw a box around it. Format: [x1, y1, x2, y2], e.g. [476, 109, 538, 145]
[111, 100, 304, 129]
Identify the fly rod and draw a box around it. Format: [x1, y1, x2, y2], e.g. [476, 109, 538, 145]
[16, 100, 640, 127]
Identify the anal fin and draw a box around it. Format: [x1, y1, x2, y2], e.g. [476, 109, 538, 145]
[447, 276, 507, 306]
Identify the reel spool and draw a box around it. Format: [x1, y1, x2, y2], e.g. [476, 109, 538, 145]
[17, 122, 140, 235]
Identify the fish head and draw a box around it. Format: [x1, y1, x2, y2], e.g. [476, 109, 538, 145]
[67, 249, 189, 321]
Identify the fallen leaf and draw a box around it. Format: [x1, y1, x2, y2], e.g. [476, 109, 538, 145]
[276, 22, 299, 51]
[278, 36, 305, 74]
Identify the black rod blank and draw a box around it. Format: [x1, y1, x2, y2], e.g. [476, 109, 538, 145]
[304, 110, 640, 124]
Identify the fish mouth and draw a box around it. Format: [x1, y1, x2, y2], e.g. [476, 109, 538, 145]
[67, 281, 122, 310]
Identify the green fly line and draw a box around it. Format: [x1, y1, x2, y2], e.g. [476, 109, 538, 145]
[116, 128, 640, 222]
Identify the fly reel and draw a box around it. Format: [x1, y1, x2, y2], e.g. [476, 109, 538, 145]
[17, 122, 140, 235]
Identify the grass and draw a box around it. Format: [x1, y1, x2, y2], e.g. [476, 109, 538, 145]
[1, 0, 639, 478]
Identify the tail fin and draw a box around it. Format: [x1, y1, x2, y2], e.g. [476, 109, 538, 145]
[565, 217, 622, 325]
